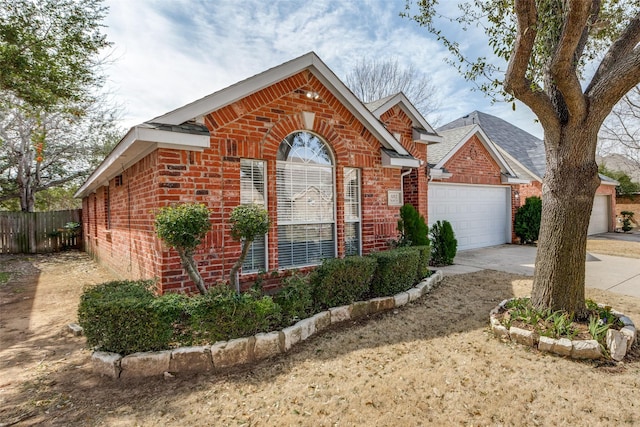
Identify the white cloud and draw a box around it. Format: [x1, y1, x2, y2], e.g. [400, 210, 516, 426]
[102, 0, 541, 138]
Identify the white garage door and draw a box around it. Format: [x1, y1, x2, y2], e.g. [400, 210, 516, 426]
[428, 183, 511, 250]
[588, 195, 610, 235]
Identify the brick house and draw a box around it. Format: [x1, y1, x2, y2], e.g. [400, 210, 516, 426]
[75, 52, 442, 294]
[436, 111, 617, 246]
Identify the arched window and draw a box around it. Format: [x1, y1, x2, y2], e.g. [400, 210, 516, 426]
[276, 131, 335, 268]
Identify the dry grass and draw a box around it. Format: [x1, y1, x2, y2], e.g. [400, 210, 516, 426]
[587, 239, 640, 259]
[1, 252, 640, 426]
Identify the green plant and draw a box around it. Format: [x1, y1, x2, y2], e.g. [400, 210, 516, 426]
[78, 280, 174, 355]
[396, 203, 429, 247]
[543, 311, 578, 340]
[369, 248, 420, 297]
[514, 196, 542, 244]
[430, 220, 457, 266]
[229, 204, 270, 292]
[414, 245, 432, 280]
[588, 315, 610, 345]
[273, 273, 314, 325]
[187, 285, 281, 344]
[620, 210, 634, 233]
[154, 203, 211, 295]
[310, 256, 377, 310]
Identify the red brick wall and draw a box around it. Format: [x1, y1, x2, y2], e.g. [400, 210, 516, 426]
[433, 135, 503, 186]
[379, 106, 429, 221]
[84, 71, 419, 293]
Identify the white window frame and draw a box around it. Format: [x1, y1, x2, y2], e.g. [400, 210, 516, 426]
[343, 167, 361, 256]
[240, 159, 268, 273]
[276, 131, 336, 269]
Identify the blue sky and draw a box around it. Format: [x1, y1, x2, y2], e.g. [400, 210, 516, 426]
[102, 0, 543, 138]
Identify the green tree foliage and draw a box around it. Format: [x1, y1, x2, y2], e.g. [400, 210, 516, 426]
[405, 1, 640, 315]
[397, 203, 429, 246]
[598, 165, 640, 196]
[229, 204, 270, 292]
[154, 203, 211, 295]
[0, 0, 110, 109]
[514, 196, 542, 244]
[430, 220, 457, 266]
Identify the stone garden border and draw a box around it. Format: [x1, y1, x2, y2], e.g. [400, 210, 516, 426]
[91, 271, 444, 379]
[490, 299, 637, 361]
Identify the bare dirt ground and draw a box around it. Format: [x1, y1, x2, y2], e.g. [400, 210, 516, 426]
[1, 246, 640, 426]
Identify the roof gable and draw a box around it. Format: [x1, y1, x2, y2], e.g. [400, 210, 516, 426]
[154, 52, 410, 156]
[431, 124, 516, 177]
[366, 92, 442, 144]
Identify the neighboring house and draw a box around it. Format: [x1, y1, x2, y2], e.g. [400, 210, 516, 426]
[74, 52, 441, 294]
[436, 111, 617, 247]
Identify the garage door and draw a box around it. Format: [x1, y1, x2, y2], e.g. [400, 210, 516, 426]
[588, 195, 610, 235]
[428, 183, 511, 250]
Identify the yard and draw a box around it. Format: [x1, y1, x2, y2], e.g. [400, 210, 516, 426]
[1, 239, 639, 426]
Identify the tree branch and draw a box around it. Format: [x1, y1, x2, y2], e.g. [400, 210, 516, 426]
[587, 10, 640, 94]
[504, 0, 559, 137]
[549, 0, 592, 123]
[588, 46, 640, 125]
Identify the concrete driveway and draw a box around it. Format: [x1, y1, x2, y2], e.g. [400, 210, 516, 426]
[439, 233, 640, 298]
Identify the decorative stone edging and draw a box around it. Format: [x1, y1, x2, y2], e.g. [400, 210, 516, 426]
[91, 271, 444, 379]
[490, 299, 637, 361]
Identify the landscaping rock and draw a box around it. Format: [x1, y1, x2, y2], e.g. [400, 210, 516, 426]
[492, 324, 510, 340]
[67, 323, 83, 336]
[415, 280, 430, 295]
[120, 351, 171, 379]
[554, 338, 573, 356]
[369, 296, 395, 313]
[298, 317, 316, 341]
[92, 351, 121, 378]
[618, 315, 634, 326]
[407, 287, 421, 302]
[211, 337, 254, 368]
[571, 340, 602, 359]
[538, 336, 555, 353]
[254, 332, 282, 360]
[606, 329, 628, 362]
[393, 292, 409, 307]
[169, 346, 212, 373]
[620, 326, 636, 350]
[281, 323, 302, 351]
[350, 301, 371, 319]
[330, 305, 351, 324]
[509, 327, 538, 347]
[312, 311, 331, 332]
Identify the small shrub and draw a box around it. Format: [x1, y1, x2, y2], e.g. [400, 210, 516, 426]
[78, 280, 173, 355]
[430, 220, 457, 266]
[369, 248, 420, 296]
[396, 203, 429, 247]
[514, 196, 542, 244]
[414, 245, 432, 280]
[310, 256, 377, 310]
[273, 273, 314, 325]
[620, 210, 634, 233]
[188, 285, 281, 343]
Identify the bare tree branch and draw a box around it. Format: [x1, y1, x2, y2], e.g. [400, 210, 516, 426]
[504, 0, 559, 138]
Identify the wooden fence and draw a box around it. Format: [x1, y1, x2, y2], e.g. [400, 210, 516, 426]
[0, 209, 82, 254]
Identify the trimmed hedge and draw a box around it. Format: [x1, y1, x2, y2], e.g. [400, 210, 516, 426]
[273, 273, 313, 325]
[310, 256, 377, 310]
[78, 280, 174, 355]
[79, 248, 434, 355]
[188, 286, 282, 344]
[369, 248, 420, 296]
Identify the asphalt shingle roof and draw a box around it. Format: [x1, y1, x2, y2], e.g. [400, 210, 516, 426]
[428, 125, 475, 164]
[438, 111, 546, 178]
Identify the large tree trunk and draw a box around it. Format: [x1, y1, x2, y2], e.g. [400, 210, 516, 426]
[531, 126, 601, 318]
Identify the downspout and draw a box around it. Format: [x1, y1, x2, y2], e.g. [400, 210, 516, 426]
[400, 168, 412, 205]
